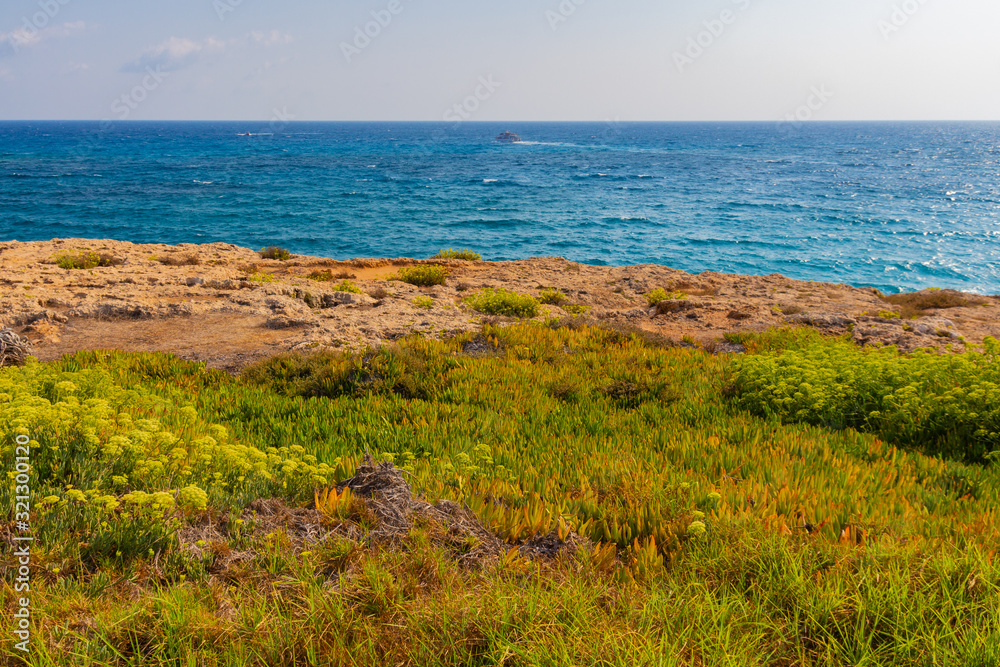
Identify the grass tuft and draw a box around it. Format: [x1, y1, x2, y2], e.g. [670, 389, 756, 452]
[538, 288, 569, 305]
[308, 269, 356, 282]
[432, 248, 481, 261]
[645, 288, 688, 307]
[258, 246, 292, 261]
[54, 250, 121, 270]
[392, 265, 449, 287]
[464, 289, 540, 318]
[334, 280, 362, 294]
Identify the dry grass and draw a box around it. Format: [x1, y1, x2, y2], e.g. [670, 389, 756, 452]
[368, 286, 391, 301]
[307, 269, 356, 282]
[882, 289, 989, 318]
[157, 253, 201, 266]
[675, 281, 719, 297]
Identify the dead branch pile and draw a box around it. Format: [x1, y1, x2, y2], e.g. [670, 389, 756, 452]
[338, 456, 508, 565]
[0, 328, 31, 367]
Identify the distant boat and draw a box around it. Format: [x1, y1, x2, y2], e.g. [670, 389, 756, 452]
[495, 131, 521, 144]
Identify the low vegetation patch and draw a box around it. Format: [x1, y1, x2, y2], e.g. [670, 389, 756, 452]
[53, 250, 121, 270]
[730, 332, 1000, 463]
[368, 286, 390, 301]
[156, 253, 201, 267]
[775, 303, 806, 315]
[248, 272, 276, 284]
[307, 269, 356, 282]
[413, 296, 434, 310]
[538, 288, 569, 305]
[645, 288, 688, 306]
[674, 281, 719, 297]
[464, 288, 540, 318]
[333, 280, 362, 294]
[258, 246, 292, 261]
[391, 265, 448, 287]
[432, 248, 481, 261]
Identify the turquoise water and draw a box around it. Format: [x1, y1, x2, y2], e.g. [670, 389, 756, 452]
[1, 121, 998, 294]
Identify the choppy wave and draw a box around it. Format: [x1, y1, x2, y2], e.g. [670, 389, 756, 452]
[1, 120, 999, 294]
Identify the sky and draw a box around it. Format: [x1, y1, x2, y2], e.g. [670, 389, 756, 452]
[0, 0, 998, 121]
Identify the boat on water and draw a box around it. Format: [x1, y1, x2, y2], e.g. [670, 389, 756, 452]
[495, 131, 521, 144]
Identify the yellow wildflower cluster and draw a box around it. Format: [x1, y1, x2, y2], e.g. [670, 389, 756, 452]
[1, 361, 334, 513]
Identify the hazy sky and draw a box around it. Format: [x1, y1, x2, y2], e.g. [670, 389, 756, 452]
[1, 0, 998, 121]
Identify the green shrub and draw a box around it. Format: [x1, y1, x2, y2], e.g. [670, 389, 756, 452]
[392, 265, 449, 287]
[539, 289, 569, 305]
[259, 246, 292, 261]
[432, 248, 481, 261]
[730, 335, 1000, 463]
[334, 280, 362, 294]
[248, 272, 276, 284]
[645, 289, 687, 307]
[464, 289, 540, 318]
[53, 251, 120, 270]
[307, 270, 334, 282]
[413, 296, 434, 310]
[562, 304, 592, 315]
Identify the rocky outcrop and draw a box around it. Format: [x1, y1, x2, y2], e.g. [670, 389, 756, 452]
[0, 238, 995, 370]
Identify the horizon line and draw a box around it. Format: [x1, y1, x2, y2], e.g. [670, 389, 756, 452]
[3, 119, 1000, 124]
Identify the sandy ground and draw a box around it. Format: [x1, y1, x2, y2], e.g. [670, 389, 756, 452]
[1, 238, 997, 372]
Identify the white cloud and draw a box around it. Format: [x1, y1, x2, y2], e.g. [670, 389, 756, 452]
[122, 36, 226, 73]
[249, 30, 294, 47]
[64, 61, 89, 73]
[0, 21, 86, 57]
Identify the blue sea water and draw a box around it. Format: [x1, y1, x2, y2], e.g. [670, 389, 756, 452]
[1, 121, 998, 294]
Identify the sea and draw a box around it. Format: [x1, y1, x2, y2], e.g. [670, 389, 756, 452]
[1, 121, 998, 294]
